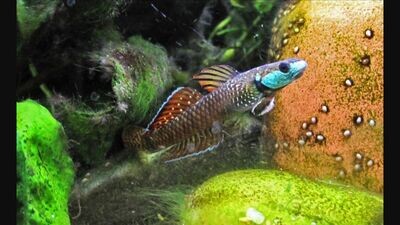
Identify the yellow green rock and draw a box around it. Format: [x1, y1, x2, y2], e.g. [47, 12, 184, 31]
[17, 100, 75, 225]
[182, 169, 383, 225]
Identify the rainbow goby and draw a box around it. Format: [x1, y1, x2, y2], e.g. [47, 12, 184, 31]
[123, 58, 307, 162]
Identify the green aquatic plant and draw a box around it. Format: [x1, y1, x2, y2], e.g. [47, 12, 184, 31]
[17, 100, 75, 225]
[182, 169, 383, 225]
[207, 0, 278, 67]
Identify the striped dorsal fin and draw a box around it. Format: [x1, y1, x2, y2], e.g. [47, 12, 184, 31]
[161, 126, 224, 163]
[146, 87, 203, 131]
[193, 65, 239, 93]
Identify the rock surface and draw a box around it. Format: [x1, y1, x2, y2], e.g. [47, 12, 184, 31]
[265, 0, 383, 193]
[183, 169, 383, 225]
[17, 100, 75, 225]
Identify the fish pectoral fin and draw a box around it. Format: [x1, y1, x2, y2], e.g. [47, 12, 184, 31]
[146, 87, 203, 131]
[193, 64, 239, 93]
[251, 96, 275, 116]
[161, 128, 224, 163]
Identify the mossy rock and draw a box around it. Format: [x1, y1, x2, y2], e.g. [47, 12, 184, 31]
[52, 35, 175, 166]
[52, 101, 121, 166]
[183, 169, 383, 225]
[17, 99, 75, 225]
[17, 0, 58, 41]
[265, 0, 383, 193]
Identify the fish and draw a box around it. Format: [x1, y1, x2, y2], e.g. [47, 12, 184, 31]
[122, 58, 307, 163]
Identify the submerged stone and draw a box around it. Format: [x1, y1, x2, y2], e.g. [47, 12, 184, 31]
[182, 169, 383, 225]
[17, 100, 75, 225]
[17, 0, 58, 41]
[51, 35, 175, 166]
[266, 0, 383, 193]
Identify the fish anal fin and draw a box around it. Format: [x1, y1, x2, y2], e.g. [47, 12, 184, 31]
[193, 65, 239, 93]
[147, 87, 203, 131]
[162, 128, 223, 162]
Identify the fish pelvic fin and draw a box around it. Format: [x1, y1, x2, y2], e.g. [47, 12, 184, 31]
[161, 126, 224, 163]
[137, 145, 175, 164]
[193, 65, 239, 93]
[251, 96, 275, 116]
[146, 87, 203, 131]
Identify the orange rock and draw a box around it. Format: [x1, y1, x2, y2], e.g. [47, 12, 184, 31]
[265, 0, 383, 193]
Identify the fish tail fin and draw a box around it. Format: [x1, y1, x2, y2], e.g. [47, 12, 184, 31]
[122, 124, 147, 151]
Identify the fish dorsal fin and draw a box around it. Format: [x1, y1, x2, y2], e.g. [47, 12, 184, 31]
[193, 65, 239, 93]
[146, 87, 203, 131]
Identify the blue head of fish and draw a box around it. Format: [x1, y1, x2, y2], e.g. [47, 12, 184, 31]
[255, 58, 307, 91]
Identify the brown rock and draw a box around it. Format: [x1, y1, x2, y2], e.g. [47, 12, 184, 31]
[266, 0, 383, 193]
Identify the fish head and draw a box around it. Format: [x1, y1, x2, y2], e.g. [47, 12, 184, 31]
[254, 58, 307, 92]
[250, 58, 307, 116]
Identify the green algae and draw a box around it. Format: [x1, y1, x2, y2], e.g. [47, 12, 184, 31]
[52, 35, 174, 166]
[109, 35, 173, 122]
[182, 169, 383, 225]
[17, 100, 74, 225]
[17, 0, 58, 41]
[54, 101, 121, 166]
[64, 0, 129, 27]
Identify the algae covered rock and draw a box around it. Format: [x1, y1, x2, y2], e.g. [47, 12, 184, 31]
[17, 0, 58, 41]
[51, 35, 174, 166]
[183, 169, 383, 225]
[264, 0, 383, 192]
[17, 100, 75, 225]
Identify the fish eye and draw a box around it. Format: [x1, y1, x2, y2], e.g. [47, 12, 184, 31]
[279, 62, 290, 73]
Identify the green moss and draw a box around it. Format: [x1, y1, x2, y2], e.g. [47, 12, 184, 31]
[182, 169, 383, 225]
[55, 100, 121, 165]
[109, 36, 173, 121]
[17, 0, 58, 41]
[131, 74, 158, 121]
[91, 23, 124, 45]
[66, 0, 129, 26]
[17, 100, 74, 225]
[112, 60, 135, 103]
[170, 68, 191, 86]
[51, 36, 174, 165]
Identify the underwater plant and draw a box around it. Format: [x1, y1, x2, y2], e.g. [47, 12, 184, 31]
[208, 0, 278, 66]
[17, 100, 75, 225]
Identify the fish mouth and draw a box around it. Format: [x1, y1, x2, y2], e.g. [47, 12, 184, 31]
[292, 60, 307, 79]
